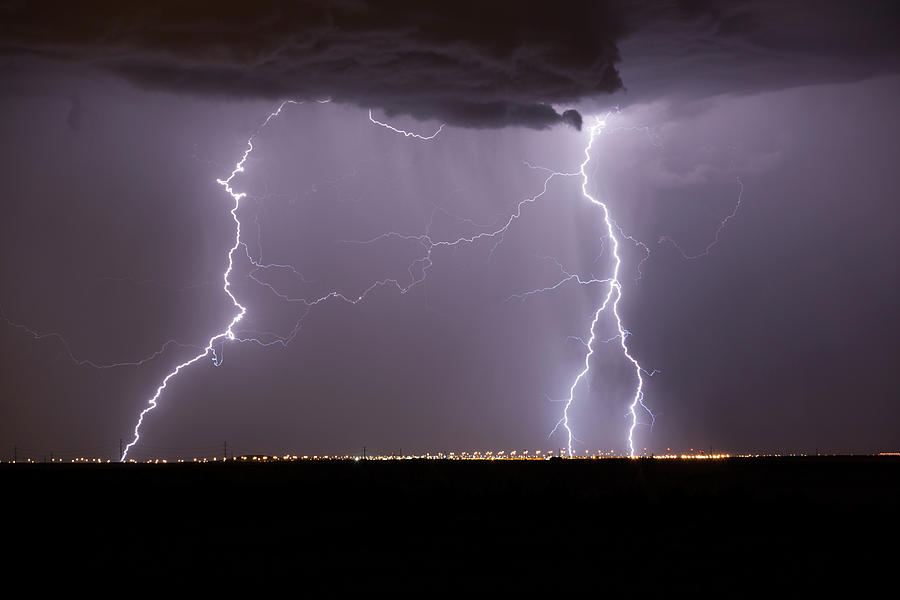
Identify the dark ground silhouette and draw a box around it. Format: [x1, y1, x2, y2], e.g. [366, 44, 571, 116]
[3, 457, 896, 591]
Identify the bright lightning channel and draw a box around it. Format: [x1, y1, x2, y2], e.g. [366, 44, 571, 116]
[347, 115, 655, 456]
[368, 110, 445, 140]
[505, 256, 612, 303]
[515, 119, 742, 456]
[548, 117, 653, 457]
[121, 102, 296, 459]
[4, 100, 734, 460]
[123, 102, 450, 460]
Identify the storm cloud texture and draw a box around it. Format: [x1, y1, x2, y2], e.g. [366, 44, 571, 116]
[2, 0, 899, 129]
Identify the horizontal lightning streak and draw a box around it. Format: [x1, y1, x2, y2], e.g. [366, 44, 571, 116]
[0, 306, 201, 369]
[506, 256, 611, 303]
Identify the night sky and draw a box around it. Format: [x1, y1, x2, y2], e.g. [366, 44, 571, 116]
[1, 1, 898, 459]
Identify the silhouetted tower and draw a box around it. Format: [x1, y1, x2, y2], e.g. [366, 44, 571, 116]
[363, 446, 367, 460]
[119, 438, 124, 461]
[223, 441, 228, 461]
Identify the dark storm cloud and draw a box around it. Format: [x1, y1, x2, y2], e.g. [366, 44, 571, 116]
[2, 1, 898, 128]
[0, 0, 629, 129]
[617, 0, 900, 104]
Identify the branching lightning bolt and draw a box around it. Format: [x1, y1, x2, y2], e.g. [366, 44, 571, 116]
[3, 98, 740, 461]
[123, 103, 451, 459]
[368, 110, 445, 140]
[487, 118, 656, 457]
[659, 177, 744, 259]
[510, 119, 741, 456]
[562, 118, 654, 457]
[0, 305, 202, 369]
[121, 102, 298, 459]
[344, 115, 663, 456]
[505, 256, 611, 303]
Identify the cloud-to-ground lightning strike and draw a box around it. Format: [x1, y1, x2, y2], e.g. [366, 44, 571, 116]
[536, 117, 653, 458]
[120, 102, 292, 459]
[3, 98, 738, 460]
[122, 103, 450, 459]
[348, 115, 657, 456]
[123, 100, 351, 458]
[509, 122, 743, 455]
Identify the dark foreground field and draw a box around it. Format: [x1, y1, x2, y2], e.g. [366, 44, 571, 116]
[3, 457, 897, 591]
